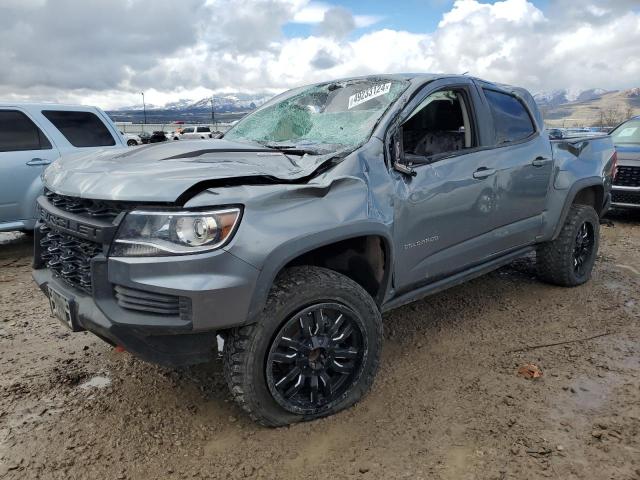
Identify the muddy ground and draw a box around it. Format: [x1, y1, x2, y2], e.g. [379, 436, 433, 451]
[0, 213, 638, 480]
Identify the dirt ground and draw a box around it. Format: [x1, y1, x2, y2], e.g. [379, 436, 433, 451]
[0, 213, 638, 480]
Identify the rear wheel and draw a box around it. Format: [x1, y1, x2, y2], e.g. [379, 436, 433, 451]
[537, 204, 600, 286]
[127, 139, 137, 146]
[223, 266, 382, 426]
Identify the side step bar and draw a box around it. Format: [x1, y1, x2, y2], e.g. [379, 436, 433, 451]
[382, 246, 535, 312]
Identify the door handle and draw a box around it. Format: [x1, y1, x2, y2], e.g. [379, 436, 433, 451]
[472, 167, 496, 179]
[531, 156, 552, 167]
[26, 158, 52, 166]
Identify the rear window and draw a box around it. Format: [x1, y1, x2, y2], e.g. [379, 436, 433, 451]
[0, 110, 52, 152]
[42, 110, 116, 147]
[196, 126, 211, 133]
[610, 119, 640, 144]
[483, 90, 535, 144]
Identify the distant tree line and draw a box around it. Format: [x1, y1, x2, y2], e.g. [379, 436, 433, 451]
[540, 103, 637, 128]
[593, 105, 635, 127]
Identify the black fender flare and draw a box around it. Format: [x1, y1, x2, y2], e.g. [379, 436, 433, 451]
[243, 222, 395, 324]
[551, 177, 604, 240]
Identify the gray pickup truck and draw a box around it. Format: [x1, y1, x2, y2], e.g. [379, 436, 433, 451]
[33, 74, 615, 426]
[609, 115, 640, 209]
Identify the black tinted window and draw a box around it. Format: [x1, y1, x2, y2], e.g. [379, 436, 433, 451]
[0, 110, 52, 152]
[483, 90, 535, 144]
[197, 127, 210, 132]
[42, 110, 115, 147]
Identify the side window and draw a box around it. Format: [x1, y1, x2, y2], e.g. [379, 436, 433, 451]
[182, 127, 194, 133]
[197, 127, 211, 133]
[42, 110, 116, 147]
[483, 90, 535, 144]
[401, 89, 474, 158]
[0, 110, 52, 152]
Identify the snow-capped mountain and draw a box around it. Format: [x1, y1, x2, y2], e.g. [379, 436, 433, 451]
[108, 93, 273, 123]
[534, 88, 614, 108]
[116, 94, 271, 113]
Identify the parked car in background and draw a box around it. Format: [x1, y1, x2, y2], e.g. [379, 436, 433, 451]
[547, 128, 564, 139]
[34, 74, 614, 426]
[139, 131, 168, 144]
[609, 116, 640, 209]
[175, 125, 213, 140]
[165, 130, 181, 141]
[0, 104, 125, 232]
[120, 131, 141, 146]
[563, 127, 603, 138]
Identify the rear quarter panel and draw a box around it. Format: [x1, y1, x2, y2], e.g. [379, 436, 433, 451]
[541, 136, 615, 239]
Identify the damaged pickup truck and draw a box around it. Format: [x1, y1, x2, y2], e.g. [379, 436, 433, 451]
[33, 74, 616, 426]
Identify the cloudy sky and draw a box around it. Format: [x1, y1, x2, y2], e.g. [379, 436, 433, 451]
[1, 0, 639, 109]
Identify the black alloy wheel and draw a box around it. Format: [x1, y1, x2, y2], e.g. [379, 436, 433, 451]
[573, 221, 595, 277]
[223, 266, 382, 426]
[266, 302, 366, 414]
[536, 204, 600, 287]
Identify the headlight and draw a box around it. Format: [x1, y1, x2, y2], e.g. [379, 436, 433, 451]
[111, 208, 241, 257]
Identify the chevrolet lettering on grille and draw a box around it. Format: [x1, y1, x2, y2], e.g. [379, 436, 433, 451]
[39, 207, 102, 242]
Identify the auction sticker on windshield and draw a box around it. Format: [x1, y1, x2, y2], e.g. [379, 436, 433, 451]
[348, 82, 392, 109]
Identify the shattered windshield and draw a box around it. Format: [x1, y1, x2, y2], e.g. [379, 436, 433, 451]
[224, 78, 408, 153]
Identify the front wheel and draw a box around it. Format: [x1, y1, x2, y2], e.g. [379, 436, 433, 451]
[536, 204, 600, 286]
[223, 266, 382, 426]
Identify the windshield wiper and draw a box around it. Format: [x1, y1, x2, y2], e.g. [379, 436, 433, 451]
[263, 144, 321, 156]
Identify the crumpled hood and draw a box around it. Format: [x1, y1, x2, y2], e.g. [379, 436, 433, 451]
[43, 139, 332, 202]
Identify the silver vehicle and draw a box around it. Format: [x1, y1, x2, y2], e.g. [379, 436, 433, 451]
[175, 125, 213, 140]
[0, 104, 126, 232]
[609, 116, 640, 209]
[33, 74, 615, 426]
[120, 131, 142, 146]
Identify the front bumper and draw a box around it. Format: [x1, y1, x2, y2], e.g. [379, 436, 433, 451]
[611, 186, 640, 209]
[33, 248, 261, 367]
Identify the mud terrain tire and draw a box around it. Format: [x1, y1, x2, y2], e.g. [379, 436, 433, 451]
[537, 204, 600, 286]
[223, 266, 382, 427]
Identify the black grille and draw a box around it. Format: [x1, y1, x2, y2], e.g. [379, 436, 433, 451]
[44, 189, 122, 220]
[614, 166, 640, 187]
[114, 285, 191, 319]
[39, 224, 102, 293]
[612, 191, 640, 205]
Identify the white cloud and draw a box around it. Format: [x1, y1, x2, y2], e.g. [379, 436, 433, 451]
[292, 1, 330, 23]
[354, 15, 383, 28]
[291, 1, 381, 28]
[0, 0, 639, 109]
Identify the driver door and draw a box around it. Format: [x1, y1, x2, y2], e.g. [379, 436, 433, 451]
[391, 80, 502, 292]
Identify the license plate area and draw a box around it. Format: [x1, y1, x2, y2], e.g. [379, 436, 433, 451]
[48, 285, 81, 331]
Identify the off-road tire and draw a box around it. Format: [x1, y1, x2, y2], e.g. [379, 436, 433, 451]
[537, 204, 600, 286]
[223, 266, 382, 427]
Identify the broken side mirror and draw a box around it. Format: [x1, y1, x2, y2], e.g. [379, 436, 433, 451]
[392, 127, 416, 177]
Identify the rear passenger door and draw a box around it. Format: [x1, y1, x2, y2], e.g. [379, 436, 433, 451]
[479, 88, 553, 249]
[41, 110, 118, 149]
[0, 109, 59, 226]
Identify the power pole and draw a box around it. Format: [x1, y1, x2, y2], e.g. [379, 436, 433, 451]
[141, 91, 147, 127]
[210, 96, 215, 128]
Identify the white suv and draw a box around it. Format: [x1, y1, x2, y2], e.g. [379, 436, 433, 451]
[0, 104, 126, 232]
[176, 125, 213, 140]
